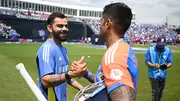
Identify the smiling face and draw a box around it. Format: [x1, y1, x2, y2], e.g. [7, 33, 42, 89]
[46, 12, 69, 42]
[47, 17, 68, 42]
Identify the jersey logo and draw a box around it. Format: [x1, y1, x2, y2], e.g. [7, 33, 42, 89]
[110, 69, 123, 80]
[59, 65, 68, 73]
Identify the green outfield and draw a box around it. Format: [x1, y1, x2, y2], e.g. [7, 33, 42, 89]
[0, 43, 179, 101]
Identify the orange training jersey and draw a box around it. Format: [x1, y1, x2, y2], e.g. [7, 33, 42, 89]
[101, 39, 138, 93]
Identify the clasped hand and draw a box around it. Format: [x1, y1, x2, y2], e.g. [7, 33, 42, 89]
[68, 56, 88, 78]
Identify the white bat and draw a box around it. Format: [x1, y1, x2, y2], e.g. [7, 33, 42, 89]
[16, 63, 47, 101]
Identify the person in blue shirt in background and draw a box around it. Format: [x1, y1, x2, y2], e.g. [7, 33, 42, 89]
[36, 12, 88, 101]
[145, 36, 173, 101]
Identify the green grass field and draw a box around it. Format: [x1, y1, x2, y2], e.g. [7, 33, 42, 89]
[0, 43, 180, 101]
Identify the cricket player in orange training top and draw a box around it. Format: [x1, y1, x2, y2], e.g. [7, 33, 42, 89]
[71, 2, 139, 101]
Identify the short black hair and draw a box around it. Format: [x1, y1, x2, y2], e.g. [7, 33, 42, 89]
[47, 12, 66, 25]
[103, 2, 132, 33]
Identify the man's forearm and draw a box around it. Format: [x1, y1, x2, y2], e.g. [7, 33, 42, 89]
[146, 62, 155, 68]
[68, 79, 83, 90]
[87, 75, 95, 83]
[42, 74, 67, 88]
[84, 72, 95, 83]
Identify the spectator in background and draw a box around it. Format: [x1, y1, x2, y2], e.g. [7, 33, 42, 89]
[145, 36, 173, 101]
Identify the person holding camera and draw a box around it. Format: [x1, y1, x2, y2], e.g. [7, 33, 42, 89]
[145, 36, 172, 101]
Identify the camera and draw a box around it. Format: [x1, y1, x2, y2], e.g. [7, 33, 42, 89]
[160, 64, 167, 70]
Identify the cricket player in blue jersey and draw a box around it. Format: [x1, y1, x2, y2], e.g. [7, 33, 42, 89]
[145, 36, 173, 101]
[36, 12, 88, 101]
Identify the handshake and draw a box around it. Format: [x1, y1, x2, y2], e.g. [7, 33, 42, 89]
[68, 56, 88, 78]
[154, 64, 167, 70]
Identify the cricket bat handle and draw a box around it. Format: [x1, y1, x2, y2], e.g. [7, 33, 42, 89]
[16, 63, 47, 101]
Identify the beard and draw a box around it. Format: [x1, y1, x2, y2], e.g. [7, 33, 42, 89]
[52, 29, 68, 42]
[99, 27, 105, 40]
[99, 32, 104, 40]
[99, 29, 107, 40]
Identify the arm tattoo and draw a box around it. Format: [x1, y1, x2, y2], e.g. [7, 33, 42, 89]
[48, 74, 66, 86]
[109, 86, 136, 101]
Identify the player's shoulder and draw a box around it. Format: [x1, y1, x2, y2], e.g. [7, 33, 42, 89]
[105, 41, 130, 57]
[107, 40, 129, 51]
[165, 46, 172, 53]
[165, 46, 170, 50]
[148, 46, 153, 50]
[146, 46, 155, 52]
[104, 41, 130, 65]
[115, 41, 130, 54]
[44, 39, 57, 49]
[146, 47, 151, 53]
[62, 45, 67, 50]
[37, 40, 57, 55]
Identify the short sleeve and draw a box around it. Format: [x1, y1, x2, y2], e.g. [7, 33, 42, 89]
[167, 49, 172, 63]
[37, 44, 55, 79]
[145, 48, 151, 62]
[127, 48, 138, 93]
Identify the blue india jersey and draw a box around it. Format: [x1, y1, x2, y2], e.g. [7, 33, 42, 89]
[36, 39, 69, 101]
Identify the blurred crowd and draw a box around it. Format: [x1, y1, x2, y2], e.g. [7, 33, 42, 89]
[125, 23, 179, 44]
[1, 8, 179, 45]
[81, 19, 100, 35]
[82, 19, 179, 44]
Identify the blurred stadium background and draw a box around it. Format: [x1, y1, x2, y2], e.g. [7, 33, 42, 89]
[0, 0, 180, 101]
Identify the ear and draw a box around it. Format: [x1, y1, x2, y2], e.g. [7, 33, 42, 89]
[47, 24, 53, 33]
[105, 18, 112, 29]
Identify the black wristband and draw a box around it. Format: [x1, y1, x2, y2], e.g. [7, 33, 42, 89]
[65, 73, 71, 80]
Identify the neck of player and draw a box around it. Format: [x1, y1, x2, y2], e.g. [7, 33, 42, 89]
[106, 32, 123, 48]
[50, 37, 62, 47]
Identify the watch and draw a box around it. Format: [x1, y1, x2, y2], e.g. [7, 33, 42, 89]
[65, 73, 71, 80]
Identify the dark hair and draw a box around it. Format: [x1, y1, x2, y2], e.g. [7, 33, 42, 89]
[103, 2, 132, 33]
[47, 12, 66, 25]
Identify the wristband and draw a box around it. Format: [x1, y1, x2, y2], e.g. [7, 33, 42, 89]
[65, 73, 71, 80]
[84, 71, 92, 79]
[67, 78, 75, 84]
